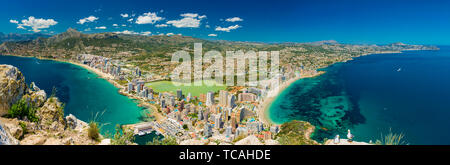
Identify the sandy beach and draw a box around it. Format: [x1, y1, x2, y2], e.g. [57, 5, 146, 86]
[64, 61, 126, 89]
[258, 71, 325, 125]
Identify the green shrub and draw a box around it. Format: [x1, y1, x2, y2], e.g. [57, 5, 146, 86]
[18, 121, 27, 140]
[87, 110, 107, 142]
[375, 129, 407, 145]
[146, 136, 178, 145]
[88, 121, 100, 142]
[111, 124, 135, 145]
[8, 99, 39, 122]
[276, 120, 316, 145]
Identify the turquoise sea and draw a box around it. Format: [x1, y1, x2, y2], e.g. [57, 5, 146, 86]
[0, 55, 148, 135]
[269, 46, 450, 144]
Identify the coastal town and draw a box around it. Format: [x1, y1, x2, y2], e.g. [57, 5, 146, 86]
[74, 53, 319, 144]
[0, 28, 439, 145]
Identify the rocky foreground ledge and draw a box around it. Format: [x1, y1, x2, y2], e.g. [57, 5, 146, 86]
[0, 64, 107, 145]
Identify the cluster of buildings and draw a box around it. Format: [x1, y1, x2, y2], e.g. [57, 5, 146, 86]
[77, 53, 307, 144]
[146, 87, 282, 142]
[126, 78, 155, 100]
[75, 52, 323, 144]
[77, 54, 122, 79]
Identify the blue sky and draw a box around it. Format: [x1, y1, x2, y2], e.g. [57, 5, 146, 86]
[1, 0, 450, 44]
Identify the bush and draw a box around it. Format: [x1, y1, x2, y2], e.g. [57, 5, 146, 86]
[375, 129, 407, 145]
[18, 121, 27, 140]
[146, 136, 178, 145]
[88, 121, 101, 142]
[8, 99, 39, 122]
[111, 124, 135, 145]
[276, 120, 316, 145]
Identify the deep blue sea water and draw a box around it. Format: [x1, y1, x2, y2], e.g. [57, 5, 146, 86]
[269, 46, 450, 144]
[0, 55, 147, 135]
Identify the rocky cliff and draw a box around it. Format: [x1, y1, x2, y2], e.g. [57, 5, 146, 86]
[0, 65, 27, 116]
[0, 64, 106, 145]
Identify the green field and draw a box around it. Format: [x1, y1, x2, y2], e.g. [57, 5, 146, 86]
[145, 80, 226, 97]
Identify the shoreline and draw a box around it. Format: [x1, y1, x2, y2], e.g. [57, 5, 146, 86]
[258, 49, 427, 126]
[1, 54, 162, 125]
[2, 49, 433, 128]
[259, 71, 325, 125]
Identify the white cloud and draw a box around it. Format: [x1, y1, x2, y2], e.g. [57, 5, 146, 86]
[121, 24, 126, 27]
[141, 31, 152, 36]
[77, 16, 98, 24]
[135, 12, 163, 24]
[208, 34, 217, 37]
[167, 17, 200, 28]
[17, 25, 26, 29]
[15, 16, 58, 32]
[115, 30, 139, 35]
[181, 13, 198, 18]
[155, 24, 168, 28]
[84, 28, 91, 31]
[115, 30, 152, 36]
[166, 13, 206, 28]
[120, 13, 129, 18]
[225, 17, 243, 22]
[215, 25, 241, 32]
[166, 33, 174, 36]
[127, 18, 134, 22]
[205, 24, 210, 28]
[113, 24, 118, 27]
[95, 26, 107, 29]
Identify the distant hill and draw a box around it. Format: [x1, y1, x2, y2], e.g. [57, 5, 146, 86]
[0, 33, 51, 43]
[0, 28, 439, 75]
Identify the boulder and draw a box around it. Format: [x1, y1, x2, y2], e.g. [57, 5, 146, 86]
[4, 122, 22, 139]
[20, 134, 47, 145]
[42, 137, 64, 145]
[22, 89, 47, 108]
[65, 114, 88, 132]
[0, 122, 19, 145]
[37, 97, 65, 130]
[99, 139, 111, 145]
[0, 65, 27, 116]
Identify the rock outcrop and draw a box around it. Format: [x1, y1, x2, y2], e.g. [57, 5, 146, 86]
[22, 82, 47, 107]
[0, 64, 100, 145]
[0, 65, 27, 116]
[65, 114, 88, 132]
[37, 97, 65, 131]
[0, 122, 19, 144]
